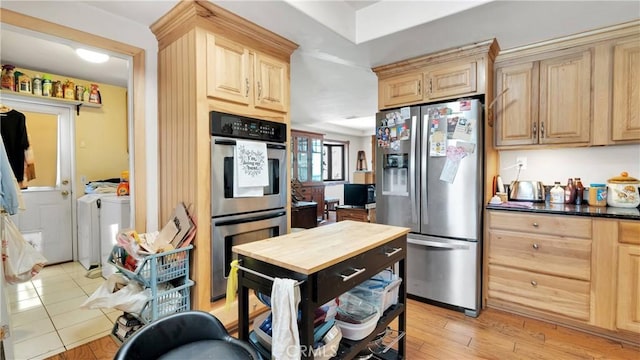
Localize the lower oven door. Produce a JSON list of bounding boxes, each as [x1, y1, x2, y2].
[[211, 137, 287, 217], [211, 208, 287, 301]]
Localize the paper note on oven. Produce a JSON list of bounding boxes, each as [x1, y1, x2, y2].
[[234, 140, 268, 197]]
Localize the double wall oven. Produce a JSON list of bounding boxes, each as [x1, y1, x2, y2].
[[210, 111, 287, 301]]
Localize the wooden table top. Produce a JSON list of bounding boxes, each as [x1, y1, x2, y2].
[[232, 220, 410, 275]]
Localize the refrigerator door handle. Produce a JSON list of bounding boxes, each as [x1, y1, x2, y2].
[[410, 114, 418, 224], [408, 237, 470, 250], [421, 114, 429, 226]]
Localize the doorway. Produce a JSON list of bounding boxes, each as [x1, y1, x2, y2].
[[1, 8, 147, 232], [2, 97, 74, 264]]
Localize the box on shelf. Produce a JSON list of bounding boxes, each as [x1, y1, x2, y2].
[[353, 171, 374, 184]]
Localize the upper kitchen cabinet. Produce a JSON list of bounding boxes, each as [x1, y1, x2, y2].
[[150, 0, 297, 311], [494, 20, 640, 148], [495, 50, 592, 147], [206, 33, 288, 113], [611, 37, 640, 141], [374, 39, 499, 110]]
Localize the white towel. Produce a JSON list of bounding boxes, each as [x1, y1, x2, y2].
[[234, 140, 268, 197], [271, 278, 301, 360]]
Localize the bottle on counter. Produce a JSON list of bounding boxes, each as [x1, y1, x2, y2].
[[589, 184, 607, 207], [550, 181, 564, 204], [564, 178, 575, 204], [574, 178, 584, 205]]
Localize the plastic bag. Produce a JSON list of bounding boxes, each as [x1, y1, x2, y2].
[[81, 273, 151, 314], [2, 216, 47, 284]]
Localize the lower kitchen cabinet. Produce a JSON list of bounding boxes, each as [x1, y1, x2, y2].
[[616, 221, 640, 334], [486, 210, 640, 344]]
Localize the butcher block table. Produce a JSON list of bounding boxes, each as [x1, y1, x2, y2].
[[233, 220, 410, 359]]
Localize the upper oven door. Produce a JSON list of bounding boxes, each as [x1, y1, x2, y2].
[[211, 136, 287, 217]]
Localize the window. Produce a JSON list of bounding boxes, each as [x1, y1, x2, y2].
[[323, 140, 348, 182]]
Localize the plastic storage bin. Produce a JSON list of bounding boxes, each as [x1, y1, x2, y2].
[[108, 245, 192, 287], [350, 269, 402, 315], [252, 311, 342, 360], [140, 280, 194, 323], [334, 292, 380, 341]]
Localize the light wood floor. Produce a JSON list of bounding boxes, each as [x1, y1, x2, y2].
[[45, 299, 639, 360], [46, 213, 640, 359]]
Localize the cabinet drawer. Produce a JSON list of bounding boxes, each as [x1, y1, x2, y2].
[[488, 211, 592, 239], [488, 264, 590, 321], [489, 230, 591, 280], [619, 221, 640, 245], [315, 235, 405, 304]]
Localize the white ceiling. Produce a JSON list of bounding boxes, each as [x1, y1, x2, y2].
[[1, 1, 639, 136]]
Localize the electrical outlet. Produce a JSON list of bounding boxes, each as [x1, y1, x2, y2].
[[81, 175, 87, 185], [516, 157, 527, 170]]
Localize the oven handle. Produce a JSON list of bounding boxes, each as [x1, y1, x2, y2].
[[214, 210, 287, 226], [214, 139, 286, 150]]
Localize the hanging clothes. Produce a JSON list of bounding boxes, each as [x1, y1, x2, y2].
[[0, 109, 29, 183], [0, 133, 21, 214]]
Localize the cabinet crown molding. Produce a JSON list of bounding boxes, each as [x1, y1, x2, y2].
[[372, 38, 499, 79], [150, 0, 298, 59], [496, 20, 640, 63]]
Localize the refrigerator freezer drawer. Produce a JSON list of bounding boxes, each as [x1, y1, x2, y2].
[[407, 235, 479, 316]]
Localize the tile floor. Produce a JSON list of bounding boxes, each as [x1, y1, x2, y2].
[[6, 262, 120, 360]]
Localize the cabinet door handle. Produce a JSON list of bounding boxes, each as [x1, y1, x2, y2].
[[245, 78, 249, 97], [540, 121, 545, 138], [532, 222, 539, 227], [530, 280, 538, 287], [532, 122, 537, 139], [385, 247, 403, 257], [417, 80, 421, 95], [532, 243, 539, 250], [257, 81, 262, 100], [340, 268, 366, 282]]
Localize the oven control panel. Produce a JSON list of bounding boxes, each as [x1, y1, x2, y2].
[[210, 111, 286, 143]]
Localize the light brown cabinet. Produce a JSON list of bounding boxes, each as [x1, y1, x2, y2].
[[616, 221, 640, 334], [494, 20, 640, 148], [612, 37, 640, 141], [150, 1, 297, 310], [495, 50, 592, 147], [486, 211, 592, 321], [374, 40, 498, 111], [206, 33, 287, 113], [486, 210, 640, 344]]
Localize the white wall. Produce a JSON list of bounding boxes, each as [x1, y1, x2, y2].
[[499, 144, 640, 187], [2, 1, 161, 231]]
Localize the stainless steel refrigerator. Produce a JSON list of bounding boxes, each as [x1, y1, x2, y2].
[[375, 99, 483, 317]]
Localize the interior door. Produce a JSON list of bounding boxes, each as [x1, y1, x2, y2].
[[3, 97, 74, 264]]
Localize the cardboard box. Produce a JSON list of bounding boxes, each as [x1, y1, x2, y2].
[[353, 171, 374, 184]]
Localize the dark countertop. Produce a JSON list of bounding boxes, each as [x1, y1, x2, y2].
[[486, 202, 640, 221], [292, 201, 317, 208]]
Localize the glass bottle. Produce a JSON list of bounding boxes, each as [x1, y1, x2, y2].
[[574, 178, 584, 205], [32, 74, 43, 96], [42, 74, 52, 97], [564, 178, 575, 204], [1, 64, 16, 91], [550, 182, 564, 204]]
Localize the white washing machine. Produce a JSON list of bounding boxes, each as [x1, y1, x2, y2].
[[99, 195, 131, 278], [76, 194, 130, 277]]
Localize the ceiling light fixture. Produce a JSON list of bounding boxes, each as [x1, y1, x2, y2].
[[75, 48, 109, 63]]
